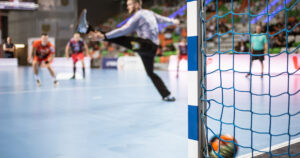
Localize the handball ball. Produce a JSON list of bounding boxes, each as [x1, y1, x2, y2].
[[208, 134, 238, 158]]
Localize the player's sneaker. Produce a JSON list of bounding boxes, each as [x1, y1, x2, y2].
[[163, 95, 176, 102], [76, 9, 90, 34], [36, 80, 41, 86], [245, 73, 250, 78], [54, 80, 59, 86], [70, 75, 76, 80]]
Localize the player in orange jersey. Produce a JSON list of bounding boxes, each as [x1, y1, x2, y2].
[[27, 33, 58, 86]]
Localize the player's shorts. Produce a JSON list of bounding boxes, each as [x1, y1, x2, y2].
[[251, 50, 265, 61], [71, 52, 84, 63], [34, 55, 52, 64], [179, 54, 187, 60]]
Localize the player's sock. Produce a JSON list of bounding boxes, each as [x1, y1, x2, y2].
[[52, 76, 57, 82], [82, 67, 85, 78], [34, 74, 40, 81], [73, 66, 76, 77], [245, 73, 250, 78], [163, 94, 176, 102], [52, 76, 59, 86], [34, 75, 41, 86], [70, 66, 76, 79], [54, 80, 59, 86], [36, 79, 41, 86]]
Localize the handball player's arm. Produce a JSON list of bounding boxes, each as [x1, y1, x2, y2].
[[46, 46, 55, 65], [105, 14, 139, 40], [89, 31, 104, 41], [2, 44, 6, 52], [264, 43, 268, 54], [45, 54, 54, 65], [275, 37, 281, 45], [153, 12, 180, 25], [2, 44, 14, 52], [65, 44, 70, 59], [12, 45, 16, 53], [28, 46, 36, 62], [8, 45, 15, 52], [264, 35, 268, 54]]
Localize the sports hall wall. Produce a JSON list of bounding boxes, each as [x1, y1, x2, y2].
[[7, 0, 77, 57]]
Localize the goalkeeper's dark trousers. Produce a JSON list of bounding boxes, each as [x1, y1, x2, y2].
[[105, 36, 171, 98]]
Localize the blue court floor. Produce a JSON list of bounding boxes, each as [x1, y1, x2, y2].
[[206, 71, 300, 157], [0, 66, 299, 157], [0, 67, 188, 158]]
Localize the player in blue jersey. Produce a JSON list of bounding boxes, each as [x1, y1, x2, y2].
[[65, 33, 89, 79]]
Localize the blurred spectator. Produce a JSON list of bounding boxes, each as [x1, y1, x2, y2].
[[176, 37, 187, 78], [288, 17, 300, 36], [163, 27, 176, 52], [3, 37, 15, 58], [207, 21, 216, 39], [273, 33, 295, 48], [207, 2, 216, 12], [274, 33, 285, 48], [181, 27, 187, 38], [241, 15, 247, 27], [218, 20, 229, 33], [240, 34, 249, 43], [235, 41, 248, 52], [156, 45, 163, 56], [90, 41, 102, 68], [236, 34, 249, 52], [177, 38, 187, 57]]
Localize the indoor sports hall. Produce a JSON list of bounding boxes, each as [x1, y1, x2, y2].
[[0, 0, 299, 158]]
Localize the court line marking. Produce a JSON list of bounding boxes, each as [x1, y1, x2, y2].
[[238, 137, 300, 157], [0, 84, 151, 95], [0, 99, 162, 119], [92, 96, 103, 100]]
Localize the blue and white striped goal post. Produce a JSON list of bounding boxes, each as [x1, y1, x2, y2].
[[187, 0, 207, 158]]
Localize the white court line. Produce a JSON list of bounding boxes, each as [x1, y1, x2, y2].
[[0, 84, 151, 95], [56, 73, 84, 80], [238, 137, 300, 158], [92, 96, 103, 100]]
